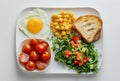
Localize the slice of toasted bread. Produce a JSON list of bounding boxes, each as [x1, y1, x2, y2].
[[74, 15, 102, 43]]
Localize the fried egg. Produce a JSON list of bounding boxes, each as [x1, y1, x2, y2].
[[18, 8, 51, 39]]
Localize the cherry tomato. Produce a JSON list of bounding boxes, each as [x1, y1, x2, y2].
[[35, 43, 47, 53], [30, 39, 39, 48], [19, 52, 29, 64], [25, 60, 36, 71], [41, 42, 48, 48], [74, 60, 83, 66], [41, 51, 51, 61], [72, 35, 80, 42], [76, 51, 82, 61], [29, 51, 39, 61], [22, 44, 32, 54], [83, 57, 89, 63], [65, 50, 72, 58], [36, 60, 47, 70], [70, 40, 75, 45], [74, 60, 78, 64]]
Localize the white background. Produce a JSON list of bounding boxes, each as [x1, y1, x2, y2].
[[0, 0, 120, 81]]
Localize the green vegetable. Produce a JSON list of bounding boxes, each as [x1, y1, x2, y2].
[[52, 33, 99, 74]]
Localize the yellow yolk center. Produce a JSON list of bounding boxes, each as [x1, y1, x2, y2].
[[27, 18, 43, 34]]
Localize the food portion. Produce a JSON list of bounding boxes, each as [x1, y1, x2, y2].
[[18, 39, 51, 71], [27, 18, 43, 34], [50, 11, 76, 39], [74, 15, 102, 43], [52, 33, 98, 73], [18, 9, 51, 39]]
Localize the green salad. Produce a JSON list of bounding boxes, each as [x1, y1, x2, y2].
[[51, 33, 99, 74]]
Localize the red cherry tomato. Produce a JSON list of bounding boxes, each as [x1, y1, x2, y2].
[[41, 51, 51, 61], [76, 51, 82, 61], [36, 60, 47, 70], [19, 52, 29, 64], [35, 43, 47, 53], [29, 51, 39, 61], [22, 44, 32, 54], [25, 60, 36, 71], [30, 39, 39, 48], [83, 57, 89, 63], [41, 42, 48, 48], [73, 35, 79, 41], [65, 50, 72, 58], [74, 60, 83, 66], [70, 40, 75, 45]]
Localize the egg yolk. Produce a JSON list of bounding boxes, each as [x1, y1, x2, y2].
[[27, 18, 43, 34]]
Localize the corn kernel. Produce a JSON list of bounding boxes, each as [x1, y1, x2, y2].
[[52, 29, 56, 32], [66, 30, 71, 34], [68, 19, 72, 23], [52, 14, 57, 19], [58, 15, 62, 18], [53, 22, 58, 25], [69, 12, 74, 17], [61, 26, 65, 30], [68, 24, 72, 27], [63, 18, 68, 22], [60, 11, 67, 15], [61, 31, 66, 35], [50, 23, 53, 27], [65, 26, 70, 30], [72, 18, 76, 22], [58, 18, 63, 22], [65, 14, 69, 18], [53, 19, 59, 22], [63, 22, 67, 26], [55, 26, 59, 30], [63, 36, 67, 39], [59, 35, 62, 39], [55, 32, 59, 36]]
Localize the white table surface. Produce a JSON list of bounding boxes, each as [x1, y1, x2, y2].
[[0, 0, 120, 81]]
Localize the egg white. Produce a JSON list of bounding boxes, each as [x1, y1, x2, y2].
[[18, 8, 51, 39]]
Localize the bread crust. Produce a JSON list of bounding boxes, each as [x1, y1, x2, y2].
[[94, 30, 101, 41], [74, 15, 102, 43]]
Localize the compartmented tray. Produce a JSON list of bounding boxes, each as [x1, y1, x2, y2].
[[16, 7, 103, 74]]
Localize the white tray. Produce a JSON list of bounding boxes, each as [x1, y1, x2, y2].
[[16, 7, 103, 74]]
